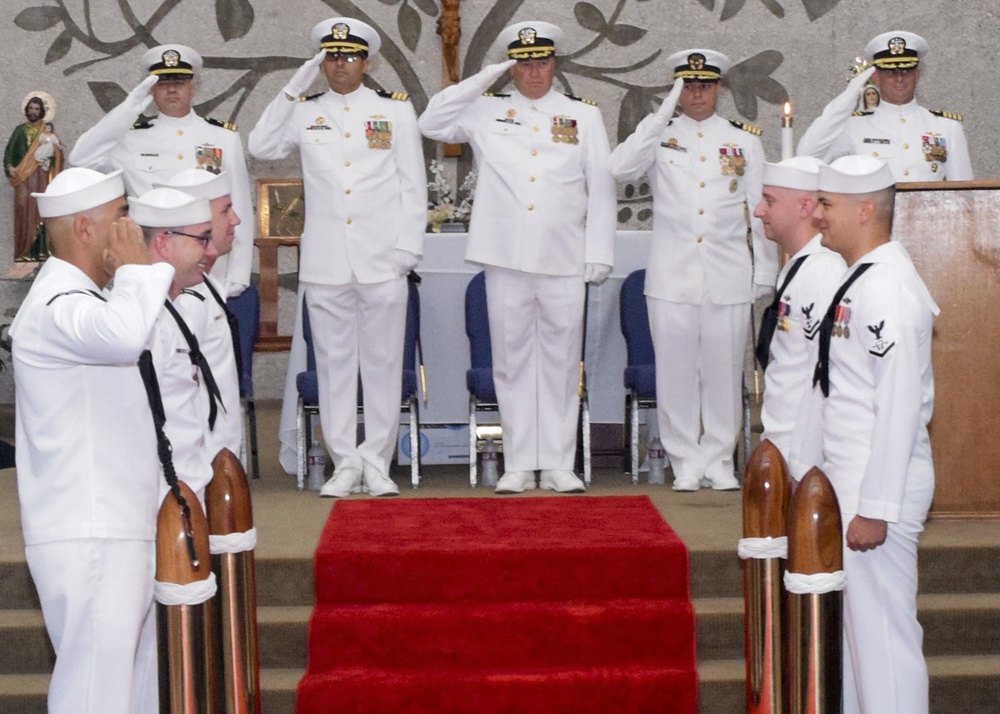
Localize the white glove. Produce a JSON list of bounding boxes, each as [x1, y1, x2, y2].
[[753, 282, 774, 301], [584, 263, 612, 286], [283, 51, 326, 99], [835, 66, 877, 112], [225, 282, 247, 299], [125, 75, 158, 116], [391, 249, 420, 277], [656, 77, 685, 117], [474, 59, 517, 90]]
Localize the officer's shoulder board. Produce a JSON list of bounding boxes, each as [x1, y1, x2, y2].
[[299, 92, 324, 102], [206, 117, 238, 132], [729, 119, 761, 136], [482, 92, 510, 98], [376, 89, 410, 102], [565, 93, 597, 106], [852, 110, 874, 117], [131, 117, 154, 130], [931, 109, 963, 122]]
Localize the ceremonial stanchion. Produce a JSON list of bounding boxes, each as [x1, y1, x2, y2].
[[784, 466, 845, 714], [206, 448, 261, 714], [156, 480, 219, 714], [738, 439, 791, 714]]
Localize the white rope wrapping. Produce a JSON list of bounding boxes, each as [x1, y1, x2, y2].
[[737, 536, 788, 560], [209, 527, 257, 555], [784, 570, 847, 595], [154, 572, 218, 606]]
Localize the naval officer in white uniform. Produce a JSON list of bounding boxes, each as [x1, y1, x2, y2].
[[609, 49, 777, 491], [752, 157, 845, 459], [797, 31, 972, 182], [69, 44, 255, 296], [419, 20, 616, 494], [249, 18, 426, 498], [791, 155, 938, 713], [12, 168, 173, 713]]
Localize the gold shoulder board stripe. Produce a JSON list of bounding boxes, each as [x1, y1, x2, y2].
[[207, 117, 238, 132], [483, 92, 510, 98], [131, 119, 153, 130], [852, 110, 874, 117], [376, 89, 410, 101], [931, 109, 963, 122], [565, 93, 597, 106], [300, 92, 324, 102], [729, 119, 761, 136]]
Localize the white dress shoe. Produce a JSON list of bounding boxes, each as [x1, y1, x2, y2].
[[363, 469, 399, 497], [672, 478, 701, 492], [319, 468, 362, 498], [539, 470, 585, 493], [495, 470, 536, 494], [709, 474, 741, 491]]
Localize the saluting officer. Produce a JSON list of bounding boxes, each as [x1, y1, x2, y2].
[[419, 20, 616, 494], [69, 44, 255, 296], [797, 30, 972, 182], [609, 49, 777, 492], [249, 18, 426, 499]]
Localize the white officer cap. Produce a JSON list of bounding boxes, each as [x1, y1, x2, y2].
[[142, 44, 203, 79], [762, 157, 824, 191], [499, 21, 563, 60], [818, 156, 895, 194], [33, 168, 125, 218], [156, 169, 231, 202], [311, 18, 380, 57], [668, 49, 731, 81], [129, 188, 211, 228], [865, 31, 927, 70]]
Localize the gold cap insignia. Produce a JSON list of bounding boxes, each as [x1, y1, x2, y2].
[[163, 49, 180, 68], [518, 27, 537, 46], [332, 22, 350, 40], [888, 37, 906, 55], [688, 53, 706, 70]]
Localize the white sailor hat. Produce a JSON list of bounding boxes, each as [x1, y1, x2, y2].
[[311, 18, 380, 57], [865, 31, 927, 70], [762, 157, 824, 191], [33, 168, 125, 218], [142, 44, 202, 79], [668, 49, 730, 81], [156, 169, 231, 202], [499, 21, 563, 60], [818, 156, 895, 194], [130, 188, 212, 228]]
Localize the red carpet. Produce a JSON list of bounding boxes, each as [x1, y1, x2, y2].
[[297, 496, 698, 713]]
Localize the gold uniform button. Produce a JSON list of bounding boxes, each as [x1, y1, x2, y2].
[[697, 208, 704, 215], [899, 117, 905, 123], [345, 132, 351, 138], [697, 132, 703, 138], [346, 218, 352, 224], [696, 236, 703, 243], [527, 204, 534, 211], [531, 149, 537, 156], [699, 181, 706, 188], [177, 154, 184, 160], [344, 106, 350, 112], [903, 170, 910, 176], [345, 189, 351, 195], [529, 176, 536, 182], [533, 126, 539, 133], [700, 156, 706, 162], [177, 130, 184, 136], [903, 143, 909, 149], [344, 161, 351, 167]]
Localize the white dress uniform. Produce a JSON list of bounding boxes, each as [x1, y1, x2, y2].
[[759, 234, 845, 458], [797, 98, 972, 182], [418, 61, 616, 472], [69, 109, 255, 293], [177, 273, 242, 464], [12, 258, 174, 714], [791, 240, 938, 714], [610, 110, 777, 487], [249, 84, 425, 477]]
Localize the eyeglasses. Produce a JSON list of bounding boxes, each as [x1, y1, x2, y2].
[[325, 52, 364, 64], [165, 229, 212, 247]]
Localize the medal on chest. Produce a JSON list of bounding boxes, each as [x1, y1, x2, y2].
[[196, 145, 223, 174], [719, 144, 745, 176], [366, 117, 393, 149], [922, 132, 947, 171], [776, 300, 792, 332], [551, 115, 579, 144], [833, 300, 853, 338]]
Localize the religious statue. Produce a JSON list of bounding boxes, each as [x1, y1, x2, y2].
[[437, 0, 461, 84], [4, 91, 62, 261]]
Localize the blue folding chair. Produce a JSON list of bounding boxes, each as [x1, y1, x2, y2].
[[226, 283, 260, 479], [295, 281, 422, 489], [619, 270, 657, 484]]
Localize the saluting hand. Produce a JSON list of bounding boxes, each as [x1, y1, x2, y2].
[[125, 75, 158, 116], [103, 217, 151, 278], [285, 50, 327, 100]]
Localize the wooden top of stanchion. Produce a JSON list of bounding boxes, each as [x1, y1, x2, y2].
[[742, 439, 791, 539], [787, 466, 843, 575], [156, 480, 212, 584], [205, 448, 254, 535]]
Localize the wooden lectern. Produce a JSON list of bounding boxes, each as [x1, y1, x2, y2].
[[894, 180, 1000, 516]]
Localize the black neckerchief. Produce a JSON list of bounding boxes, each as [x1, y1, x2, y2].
[[200, 276, 243, 388], [163, 300, 225, 430], [754, 254, 809, 371], [812, 263, 874, 397]]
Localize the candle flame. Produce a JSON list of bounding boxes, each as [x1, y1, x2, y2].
[[783, 101, 792, 116]]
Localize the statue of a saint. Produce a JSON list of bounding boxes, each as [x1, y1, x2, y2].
[[4, 92, 62, 261], [437, 0, 462, 84]]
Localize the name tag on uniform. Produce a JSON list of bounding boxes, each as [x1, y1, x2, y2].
[[863, 138, 890, 144]]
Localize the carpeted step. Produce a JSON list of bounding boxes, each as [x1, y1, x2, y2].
[[306, 598, 695, 670], [314, 496, 691, 605], [296, 663, 698, 714]]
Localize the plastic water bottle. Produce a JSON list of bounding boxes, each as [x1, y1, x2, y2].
[[307, 440, 326, 491], [481, 437, 499, 488], [648, 437, 666, 485]]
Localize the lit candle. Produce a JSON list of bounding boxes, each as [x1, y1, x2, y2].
[[781, 101, 794, 160]]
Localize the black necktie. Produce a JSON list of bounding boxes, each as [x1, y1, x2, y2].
[[812, 263, 873, 397], [755, 255, 808, 371], [163, 300, 225, 430]]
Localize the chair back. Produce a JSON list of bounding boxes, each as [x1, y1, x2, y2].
[[464, 271, 492, 369], [619, 269, 655, 368], [301, 295, 317, 372], [226, 283, 260, 398], [404, 278, 419, 372]]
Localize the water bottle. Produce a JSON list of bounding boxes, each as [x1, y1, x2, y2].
[[481, 437, 499, 488], [307, 440, 326, 491], [648, 437, 666, 485]]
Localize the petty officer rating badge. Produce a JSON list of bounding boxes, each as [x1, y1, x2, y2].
[[867, 320, 896, 357]]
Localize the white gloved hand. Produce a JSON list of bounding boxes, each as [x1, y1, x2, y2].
[[475, 59, 517, 89], [656, 77, 685, 117], [225, 282, 247, 299], [283, 51, 326, 100], [125, 75, 158, 116], [753, 282, 774, 301], [831, 65, 877, 113], [584, 263, 612, 286], [391, 249, 420, 277]]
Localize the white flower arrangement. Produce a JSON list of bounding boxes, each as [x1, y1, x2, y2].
[[427, 160, 476, 232]]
